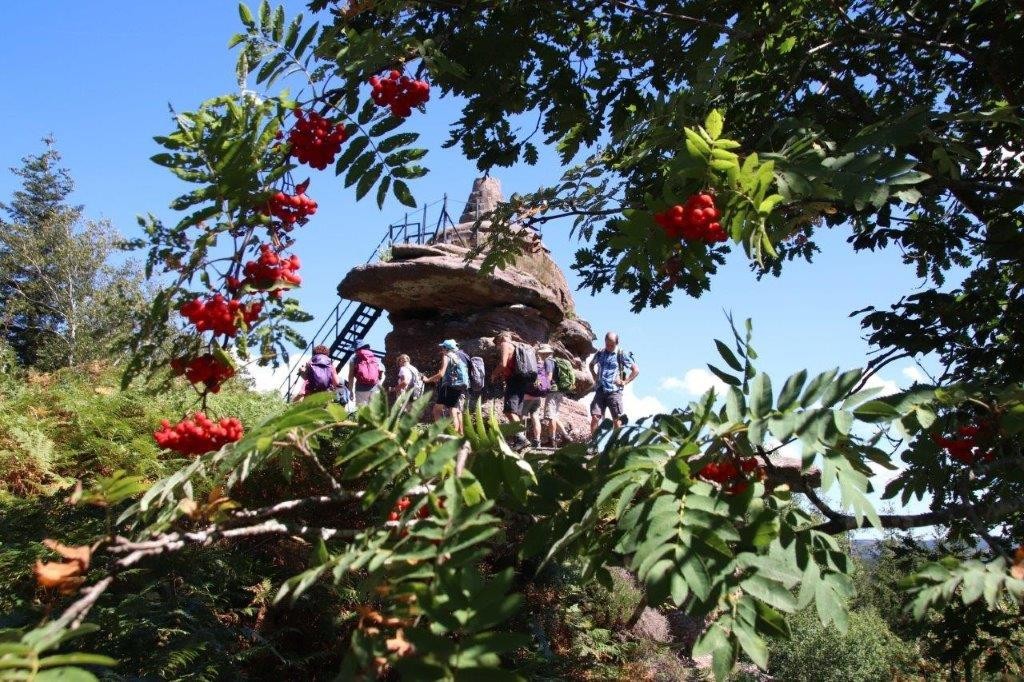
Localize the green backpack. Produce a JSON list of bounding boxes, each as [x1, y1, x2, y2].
[[553, 357, 576, 393]]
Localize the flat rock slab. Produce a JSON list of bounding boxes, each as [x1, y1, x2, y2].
[[339, 256, 568, 324], [389, 243, 448, 260]]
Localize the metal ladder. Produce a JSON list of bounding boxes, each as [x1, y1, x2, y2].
[[281, 196, 456, 399], [326, 303, 384, 366]]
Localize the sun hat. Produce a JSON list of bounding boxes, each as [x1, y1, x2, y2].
[[438, 339, 459, 351], [537, 344, 554, 355]]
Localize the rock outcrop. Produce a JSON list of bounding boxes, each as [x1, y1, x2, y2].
[[338, 176, 597, 439]]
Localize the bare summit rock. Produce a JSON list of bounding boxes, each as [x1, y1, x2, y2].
[[458, 176, 504, 223], [337, 176, 600, 439]]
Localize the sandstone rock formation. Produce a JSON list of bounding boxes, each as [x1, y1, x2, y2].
[[338, 176, 597, 438]]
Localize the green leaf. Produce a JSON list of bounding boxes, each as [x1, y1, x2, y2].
[[705, 110, 724, 140], [754, 601, 790, 639], [376, 175, 391, 209], [294, 22, 319, 60], [800, 368, 838, 407], [335, 136, 370, 175], [684, 127, 712, 157], [758, 194, 784, 215], [853, 399, 902, 422], [370, 116, 404, 137], [725, 387, 746, 423], [749, 372, 773, 418], [734, 620, 768, 670], [344, 151, 376, 188], [741, 574, 797, 612], [355, 163, 384, 201], [393, 179, 416, 208], [377, 132, 419, 153], [707, 364, 741, 387], [776, 370, 807, 412], [238, 2, 255, 27], [715, 340, 743, 371]]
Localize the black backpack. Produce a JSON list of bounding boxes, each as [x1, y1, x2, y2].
[[512, 344, 538, 383]]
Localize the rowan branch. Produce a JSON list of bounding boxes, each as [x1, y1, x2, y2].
[[808, 487, 1024, 535], [56, 519, 356, 630]]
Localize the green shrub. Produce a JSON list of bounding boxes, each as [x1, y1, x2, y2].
[[769, 607, 917, 682], [0, 360, 283, 499]]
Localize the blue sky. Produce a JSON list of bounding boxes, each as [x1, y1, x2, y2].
[[0, 2, 939, 519]]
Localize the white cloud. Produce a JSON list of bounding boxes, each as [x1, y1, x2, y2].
[[863, 373, 899, 397], [901, 366, 927, 385], [622, 383, 668, 419], [660, 368, 728, 396], [580, 383, 668, 421], [241, 353, 311, 395]]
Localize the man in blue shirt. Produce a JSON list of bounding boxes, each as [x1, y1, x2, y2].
[[589, 331, 639, 434]]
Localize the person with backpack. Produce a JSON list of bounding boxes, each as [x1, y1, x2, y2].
[[393, 353, 424, 410], [348, 339, 383, 408], [522, 344, 555, 447], [423, 339, 469, 435], [547, 346, 577, 447], [588, 331, 639, 434], [490, 331, 534, 447], [296, 344, 340, 400]]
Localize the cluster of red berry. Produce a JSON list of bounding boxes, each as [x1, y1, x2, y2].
[[697, 457, 761, 495], [170, 353, 235, 393], [262, 183, 317, 230], [288, 109, 347, 170], [369, 71, 430, 118], [654, 193, 727, 243], [932, 423, 995, 465], [154, 412, 244, 456], [180, 294, 263, 337], [387, 495, 445, 522], [240, 244, 302, 297]]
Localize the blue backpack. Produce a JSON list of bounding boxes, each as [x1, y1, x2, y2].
[[443, 351, 470, 389]]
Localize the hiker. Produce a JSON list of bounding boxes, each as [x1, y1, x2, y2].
[[589, 332, 639, 433], [348, 339, 383, 407], [491, 331, 529, 433], [393, 354, 424, 410], [523, 344, 556, 447], [542, 344, 574, 447], [423, 339, 469, 435], [296, 344, 340, 400]]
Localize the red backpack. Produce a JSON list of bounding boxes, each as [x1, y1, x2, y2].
[[353, 349, 381, 387]]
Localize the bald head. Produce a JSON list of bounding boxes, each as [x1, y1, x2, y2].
[[604, 332, 619, 352]]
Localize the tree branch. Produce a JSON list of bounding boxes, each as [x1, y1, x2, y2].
[[58, 519, 357, 629], [807, 485, 1024, 535]]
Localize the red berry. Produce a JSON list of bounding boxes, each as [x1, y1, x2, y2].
[[154, 413, 243, 456], [367, 70, 430, 117]]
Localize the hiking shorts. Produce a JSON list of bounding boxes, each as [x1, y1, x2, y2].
[[436, 385, 467, 410], [544, 392, 564, 420], [355, 385, 379, 407], [503, 377, 531, 416], [523, 395, 544, 416], [590, 390, 624, 420]]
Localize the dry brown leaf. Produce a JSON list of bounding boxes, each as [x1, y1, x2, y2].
[[177, 498, 199, 518], [386, 629, 414, 657], [357, 604, 384, 625], [34, 560, 85, 594], [42, 539, 90, 571]]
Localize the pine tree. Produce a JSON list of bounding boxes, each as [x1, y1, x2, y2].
[[0, 138, 145, 369]]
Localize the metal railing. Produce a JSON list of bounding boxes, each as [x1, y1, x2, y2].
[[280, 195, 457, 398]]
